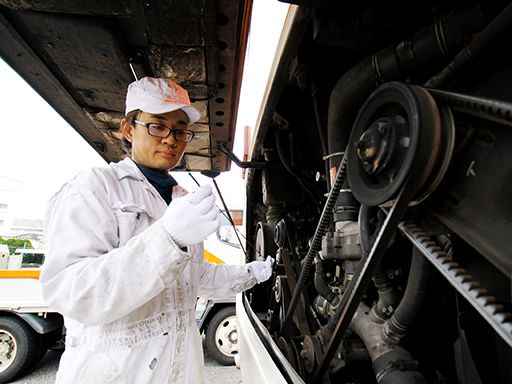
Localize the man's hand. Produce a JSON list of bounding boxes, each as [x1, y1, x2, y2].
[[162, 185, 219, 247], [247, 256, 274, 284]]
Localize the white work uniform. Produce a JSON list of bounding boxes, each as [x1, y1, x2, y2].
[[41, 157, 257, 383]]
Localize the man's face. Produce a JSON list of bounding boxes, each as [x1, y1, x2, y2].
[[121, 110, 190, 170]]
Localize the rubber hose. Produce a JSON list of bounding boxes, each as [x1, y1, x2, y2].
[[385, 247, 432, 343]]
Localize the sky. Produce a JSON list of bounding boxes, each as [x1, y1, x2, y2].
[[0, 0, 289, 221]]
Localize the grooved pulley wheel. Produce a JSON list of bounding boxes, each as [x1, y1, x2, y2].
[[347, 82, 444, 206]]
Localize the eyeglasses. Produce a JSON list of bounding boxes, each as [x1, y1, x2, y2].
[[133, 120, 195, 143]]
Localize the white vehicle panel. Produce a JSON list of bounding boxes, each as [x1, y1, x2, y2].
[[0, 276, 47, 310], [237, 294, 304, 384]]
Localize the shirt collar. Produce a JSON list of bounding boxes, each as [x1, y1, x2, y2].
[[111, 157, 146, 181]]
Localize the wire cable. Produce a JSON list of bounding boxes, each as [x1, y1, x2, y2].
[[186, 172, 264, 259], [211, 178, 247, 256]]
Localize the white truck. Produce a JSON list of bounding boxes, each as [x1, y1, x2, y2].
[[0, 210, 243, 382], [0, 247, 63, 383]]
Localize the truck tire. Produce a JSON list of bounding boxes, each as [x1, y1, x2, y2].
[[205, 306, 238, 366], [0, 316, 39, 382]]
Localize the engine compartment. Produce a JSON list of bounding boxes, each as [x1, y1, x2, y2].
[[244, 1, 512, 382]]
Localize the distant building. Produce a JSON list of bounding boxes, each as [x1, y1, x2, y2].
[[0, 175, 23, 237], [9, 218, 45, 248]]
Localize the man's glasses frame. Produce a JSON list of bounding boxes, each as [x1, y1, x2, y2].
[[134, 120, 195, 143]]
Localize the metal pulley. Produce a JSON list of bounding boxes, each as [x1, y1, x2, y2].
[[312, 82, 453, 382], [254, 222, 275, 262], [346, 82, 453, 207]]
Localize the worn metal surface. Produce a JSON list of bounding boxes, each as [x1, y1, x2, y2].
[[428, 90, 512, 276], [0, 0, 252, 171]]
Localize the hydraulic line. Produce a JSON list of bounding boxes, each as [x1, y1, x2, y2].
[[314, 257, 335, 303], [426, 2, 512, 88], [280, 153, 348, 335], [384, 247, 432, 343], [359, 205, 399, 321]]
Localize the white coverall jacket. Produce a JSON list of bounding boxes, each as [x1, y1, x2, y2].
[[41, 157, 257, 383]]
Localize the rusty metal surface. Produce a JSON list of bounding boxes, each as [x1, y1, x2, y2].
[[0, 0, 252, 171], [0, 0, 133, 15]]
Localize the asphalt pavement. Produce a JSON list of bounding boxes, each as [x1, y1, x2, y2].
[[11, 342, 241, 384]]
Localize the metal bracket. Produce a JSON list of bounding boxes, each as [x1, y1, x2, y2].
[[217, 143, 266, 169]]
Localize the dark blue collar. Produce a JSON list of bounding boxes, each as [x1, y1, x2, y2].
[[134, 162, 178, 205]]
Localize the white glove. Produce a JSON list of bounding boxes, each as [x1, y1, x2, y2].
[[247, 256, 274, 284], [162, 185, 219, 247]]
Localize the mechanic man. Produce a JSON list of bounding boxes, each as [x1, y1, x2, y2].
[[41, 77, 273, 383]]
